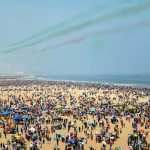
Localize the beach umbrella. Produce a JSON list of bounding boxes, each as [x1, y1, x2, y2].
[[90, 108, 96, 113], [127, 106, 136, 110], [55, 105, 64, 109], [133, 134, 138, 137], [27, 112, 32, 115], [15, 135, 21, 139], [102, 141, 106, 145], [137, 129, 143, 133], [110, 136, 115, 140], [34, 140, 38, 144], [33, 133, 38, 137], [2, 111, 10, 115], [113, 103, 118, 106], [143, 134, 146, 138], [14, 110, 23, 113], [29, 127, 36, 132], [118, 106, 123, 110], [81, 141, 85, 145], [71, 121, 75, 126], [12, 115, 23, 120]]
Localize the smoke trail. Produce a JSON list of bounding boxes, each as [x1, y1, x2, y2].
[[11, 5, 108, 47], [2, 2, 150, 53], [1, 20, 150, 57], [40, 37, 86, 51], [40, 20, 150, 52], [36, 2, 150, 43], [11, 0, 148, 47]]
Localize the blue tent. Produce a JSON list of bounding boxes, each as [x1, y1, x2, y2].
[[12, 115, 23, 120], [2, 111, 10, 115]]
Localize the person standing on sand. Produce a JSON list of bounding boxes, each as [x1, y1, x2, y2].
[[56, 137, 59, 146], [39, 140, 42, 148], [3, 130, 7, 139], [30, 143, 33, 150]]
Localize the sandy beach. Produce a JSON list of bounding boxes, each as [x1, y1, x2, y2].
[[0, 79, 150, 150]]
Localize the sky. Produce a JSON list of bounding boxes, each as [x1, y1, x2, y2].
[[0, 0, 150, 75]]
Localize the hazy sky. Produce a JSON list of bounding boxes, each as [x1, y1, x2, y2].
[[0, 0, 150, 75]]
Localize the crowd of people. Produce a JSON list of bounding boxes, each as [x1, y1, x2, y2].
[[0, 79, 150, 150]]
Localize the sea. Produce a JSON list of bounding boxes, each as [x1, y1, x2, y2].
[[25, 74, 150, 89]]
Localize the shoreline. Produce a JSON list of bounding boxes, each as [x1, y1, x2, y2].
[[0, 77, 150, 90]]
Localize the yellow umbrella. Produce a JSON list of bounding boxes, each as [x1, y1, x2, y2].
[[128, 106, 136, 110], [133, 134, 138, 137], [55, 105, 64, 109], [113, 103, 118, 106], [15, 135, 20, 139], [118, 106, 123, 110]]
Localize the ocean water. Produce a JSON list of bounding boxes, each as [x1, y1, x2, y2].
[[27, 74, 150, 88]]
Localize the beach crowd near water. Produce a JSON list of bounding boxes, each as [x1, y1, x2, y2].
[[0, 79, 150, 150]]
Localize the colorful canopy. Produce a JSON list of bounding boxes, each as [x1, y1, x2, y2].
[[2, 111, 10, 115], [12, 115, 23, 120]]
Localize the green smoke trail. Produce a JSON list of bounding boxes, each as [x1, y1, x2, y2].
[[40, 20, 150, 52], [11, 5, 108, 47], [1, 20, 150, 57], [11, 0, 148, 47], [41, 2, 150, 41], [2, 2, 150, 53]]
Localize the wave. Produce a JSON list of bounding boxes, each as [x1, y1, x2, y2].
[[8, 74, 148, 89]]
